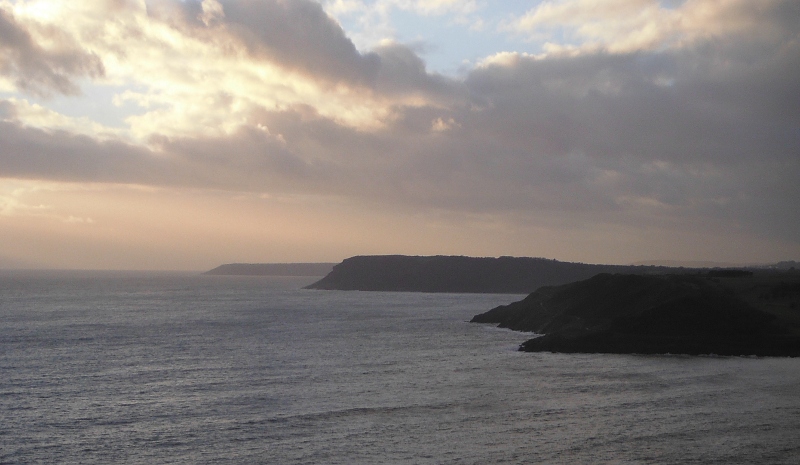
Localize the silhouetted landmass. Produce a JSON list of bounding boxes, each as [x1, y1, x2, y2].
[[769, 261, 800, 270], [707, 269, 753, 278], [304, 255, 685, 293], [205, 263, 336, 276], [766, 282, 800, 299], [471, 272, 800, 356]]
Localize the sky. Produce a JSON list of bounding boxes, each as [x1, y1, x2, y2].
[[0, 0, 798, 270]]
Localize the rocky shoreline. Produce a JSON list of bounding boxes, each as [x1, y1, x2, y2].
[[471, 272, 800, 357]]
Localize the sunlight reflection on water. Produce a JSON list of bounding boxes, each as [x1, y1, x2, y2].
[[1, 271, 799, 464]]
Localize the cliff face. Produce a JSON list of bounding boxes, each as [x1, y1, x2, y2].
[[304, 255, 678, 293], [471, 273, 800, 356]]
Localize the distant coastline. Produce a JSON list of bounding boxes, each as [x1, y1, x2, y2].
[[304, 255, 696, 294], [204, 256, 800, 356], [204, 263, 336, 277], [208, 255, 797, 293]]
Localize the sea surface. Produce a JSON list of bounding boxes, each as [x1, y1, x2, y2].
[[1, 271, 799, 464]]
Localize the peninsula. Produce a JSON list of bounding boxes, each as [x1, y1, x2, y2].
[[471, 271, 800, 356], [304, 255, 681, 294]]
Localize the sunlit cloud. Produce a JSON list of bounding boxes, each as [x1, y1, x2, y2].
[[0, 179, 101, 226], [0, 0, 798, 268], [2, 97, 125, 139], [3, 0, 405, 139], [323, 0, 484, 51], [0, 2, 104, 96], [506, 0, 793, 56]]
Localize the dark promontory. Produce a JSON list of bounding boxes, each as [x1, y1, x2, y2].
[[471, 272, 800, 356], [305, 255, 679, 293]]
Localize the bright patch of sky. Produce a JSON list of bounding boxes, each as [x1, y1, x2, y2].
[[323, 0, 690, 75], [323, 1, 547, 75], [0, 0, 710, 141], [2, 83, 147, 131]]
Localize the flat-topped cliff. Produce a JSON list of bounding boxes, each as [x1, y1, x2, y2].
[[304, 255, 680, 293]]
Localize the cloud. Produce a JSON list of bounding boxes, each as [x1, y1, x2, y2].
[[372, 41, 464, 101], [0, 109, 323, 192], [2, 97, 124, 139], [0, 118, 163, 184], [1, 0, 468, 139], [0, 0, 798, 263], [322, 0, 487, 60], [6, 0, 394, 137], [164, 0, 382, 86], [507, 0, 800, 56], [0, 5, 104, 96], [458, 32, 800, 239]]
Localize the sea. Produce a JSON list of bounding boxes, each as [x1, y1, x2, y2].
[[1, 270, 799, 464]]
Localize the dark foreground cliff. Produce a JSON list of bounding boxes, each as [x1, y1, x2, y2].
[[471, 272, 800, 356], [305, 255, 679, 293]]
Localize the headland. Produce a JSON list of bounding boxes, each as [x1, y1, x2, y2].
[[471, 271, 800, 356]]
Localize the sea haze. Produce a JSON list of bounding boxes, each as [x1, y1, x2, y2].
[[1, 271, 799, 464]]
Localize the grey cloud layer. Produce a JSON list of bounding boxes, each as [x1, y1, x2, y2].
[[150, 0, 462, 94], [1, 0, 798, 244], [149, 0, 380, 86], [0, 8, 104, 96]]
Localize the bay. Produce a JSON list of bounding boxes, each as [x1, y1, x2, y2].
[[1, 271, 799, 464]]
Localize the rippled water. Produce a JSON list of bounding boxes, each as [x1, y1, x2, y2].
[[1, 271, 799, 464]]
